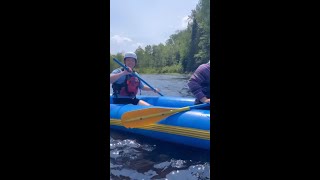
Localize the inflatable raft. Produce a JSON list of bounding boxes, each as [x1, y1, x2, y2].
[[110, 95, 210, 150]]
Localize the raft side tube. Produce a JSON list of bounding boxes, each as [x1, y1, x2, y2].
[[110, 104, 210, 130], [110, 95, 195, 108], [110, 125, 210, 150]]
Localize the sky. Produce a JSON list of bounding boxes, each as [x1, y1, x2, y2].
[[110, 0, 199, 55]]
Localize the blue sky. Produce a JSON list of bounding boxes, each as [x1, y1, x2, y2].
[[110, 0, 199, 54]]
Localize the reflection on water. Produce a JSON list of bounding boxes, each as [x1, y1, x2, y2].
[[110, 74, 210, 179]]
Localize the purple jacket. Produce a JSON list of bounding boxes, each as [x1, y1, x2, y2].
[[187, 63, 210, 102]]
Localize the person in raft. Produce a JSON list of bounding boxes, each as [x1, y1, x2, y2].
[[110, 52, 160, 106], [187, 60, 210, 109]]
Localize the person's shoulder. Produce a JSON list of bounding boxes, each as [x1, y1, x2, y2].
[[199, 63, 210, 70], [200, 63, 210, 67]]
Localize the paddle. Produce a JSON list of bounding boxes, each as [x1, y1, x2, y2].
[[121, 103, 210, 128], [113, 57, 164, 96]]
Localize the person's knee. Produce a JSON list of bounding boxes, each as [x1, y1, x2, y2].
[[138, 100, 151, 106]]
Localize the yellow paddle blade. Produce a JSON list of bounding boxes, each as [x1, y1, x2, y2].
[[121, 107, 189, 128]]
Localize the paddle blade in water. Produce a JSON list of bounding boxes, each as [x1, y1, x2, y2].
[[121, 107, 183, 128]]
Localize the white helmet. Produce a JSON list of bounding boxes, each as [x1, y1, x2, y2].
[[124, 52, 137, 62]]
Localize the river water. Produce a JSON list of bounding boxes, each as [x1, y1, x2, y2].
[[110, 74, 211, 180]]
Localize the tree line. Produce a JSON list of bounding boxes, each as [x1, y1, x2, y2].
[[110, 0, 210, 74]]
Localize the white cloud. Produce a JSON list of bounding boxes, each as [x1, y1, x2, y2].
[[132, 42, 145, 49], [181, 16, 191, 29], [110, 36, 146, 53], [111, 35, 133, 44]]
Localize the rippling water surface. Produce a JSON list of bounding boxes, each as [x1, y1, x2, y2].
[[110, 74, 210, 179]]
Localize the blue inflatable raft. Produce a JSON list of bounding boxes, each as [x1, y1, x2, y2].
[[110, 95, 210, 150]]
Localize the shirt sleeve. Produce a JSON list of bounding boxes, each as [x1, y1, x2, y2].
[[111, 68, 125, 84], [111, 68, 121, 75]]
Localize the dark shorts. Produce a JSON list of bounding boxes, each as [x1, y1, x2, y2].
[[112, 97, 140, 105]]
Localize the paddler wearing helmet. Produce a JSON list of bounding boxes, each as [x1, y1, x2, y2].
[[110, 52, 160, 105]]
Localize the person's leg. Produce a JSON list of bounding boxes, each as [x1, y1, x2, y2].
[[113, 98, 131, 104], [137, 99, 151, 106], [131, 97, 151, 106]]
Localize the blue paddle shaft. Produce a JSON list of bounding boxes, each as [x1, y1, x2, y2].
[[113, 58, 164, 96], [189, 103, 210, 110]]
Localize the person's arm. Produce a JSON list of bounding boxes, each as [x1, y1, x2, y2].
[[110, 67, 132, 84], [187, 64, 210, 103], [199, 96, 210, 103], [110, 71, 125, 84]]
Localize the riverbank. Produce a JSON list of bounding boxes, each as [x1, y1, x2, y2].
[[135, 68, 193, 79], [134, 64, 197, 75]]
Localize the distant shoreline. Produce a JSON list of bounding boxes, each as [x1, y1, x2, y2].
[[139, 72, 192, 78]]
